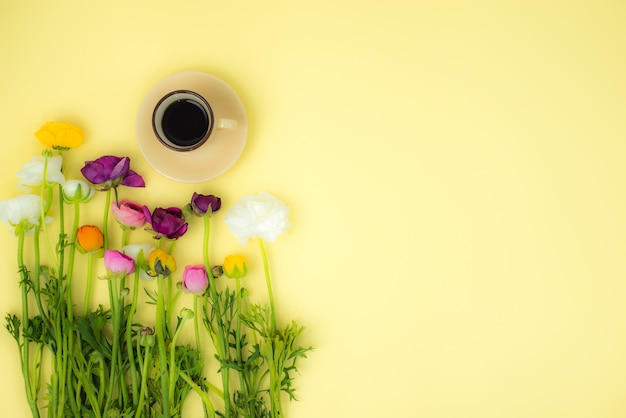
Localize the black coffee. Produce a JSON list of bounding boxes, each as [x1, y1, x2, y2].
[[161, 99, 210, 148]]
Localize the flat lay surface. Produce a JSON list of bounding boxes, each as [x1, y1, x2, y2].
[[1, 1, 625, 416]]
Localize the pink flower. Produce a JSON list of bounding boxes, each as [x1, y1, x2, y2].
[[182, 265, 209, 294], [104, 250, 135, 275], [111, 199, 146, 229]]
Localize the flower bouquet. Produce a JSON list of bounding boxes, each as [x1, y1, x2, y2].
[[1, 122, 312, 418]]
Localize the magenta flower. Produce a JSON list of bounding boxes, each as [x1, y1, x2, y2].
[[143, 206, 188, 240], [104, 250, 135, 275], [111, 199, 146, 229], [182, 265, 209, 294], [81, 155, 145, 190], [189, 193, 221, 216]]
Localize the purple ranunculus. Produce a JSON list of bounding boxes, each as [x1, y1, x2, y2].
[[80, 155, 145, 190], [190, 192, 221, 216], [104, 250, 136, 275], [143, 206, 188, 240]]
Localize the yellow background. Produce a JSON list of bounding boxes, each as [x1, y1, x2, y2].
[[1, 0, 626, 416]]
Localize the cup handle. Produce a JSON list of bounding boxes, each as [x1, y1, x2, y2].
[[216, 118, 238, 130]]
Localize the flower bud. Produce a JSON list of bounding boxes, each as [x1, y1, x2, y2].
[[139, 329, 155, 347], [111, 199, 146, 229], [189, 192, 221, 216], [223, 255, 248, 279], [148, 248, 176, 277], [104, 250, 135, 276], [212, 265, 224, 279], [182, 265, 209, 294], [76, 225, 104, 253], [179, 308, 194, 320], [63, 180, 95, 203], [35, 121, 84, 149]]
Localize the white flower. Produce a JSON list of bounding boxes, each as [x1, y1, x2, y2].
[[122, 244, 157, 281], [224, 192, 291, 245], [63, 179, 95, 203], [16, 155, 65, 191], [0, 194, 44, 235]]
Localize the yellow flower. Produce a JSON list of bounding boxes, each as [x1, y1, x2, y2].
[[76, 225, 104, 252], [35, 122, 84, 149], [223, 255, 248, 279], [148, 248, 176, 277]]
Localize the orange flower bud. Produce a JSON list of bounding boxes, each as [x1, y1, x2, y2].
[[76, 225, 104, 252]]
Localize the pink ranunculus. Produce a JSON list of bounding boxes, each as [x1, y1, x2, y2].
[[182, 265, 209, 295], [111, 199, 147, 228], [104, 250, 135, 275]]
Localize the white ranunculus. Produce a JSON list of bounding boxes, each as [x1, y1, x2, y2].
[[63, 179, 95, 203], [224, 192, 291, 245], [0, 194, 44, 235], [122, 244, 157, 281], [16, 155, 65, 191]]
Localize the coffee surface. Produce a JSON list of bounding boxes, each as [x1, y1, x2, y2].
[[162, 99, 209, 147]]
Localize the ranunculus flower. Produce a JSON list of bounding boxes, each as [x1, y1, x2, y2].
[[104, 250, 135, 275], [76, 225, 104, 252], [0, 194, 44, 235], [224, 192, 291, 245], [111, 199, 146, 229], [80, 155, 145, 191], [35, 122, 84, 149], [223, 255, 248, 279], [16, 155, 65, 191], [148, 248, 176, 277], [189, 193, 221, 216], [122, 243, 156, 280], [143, 206, 188, 240], [182, 265, 209, 294], [62, 179, 95, 203]]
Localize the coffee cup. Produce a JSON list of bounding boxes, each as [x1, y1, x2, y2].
[[152, 90, 238, 151]]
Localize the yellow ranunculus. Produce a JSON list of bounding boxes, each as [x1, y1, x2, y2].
[[223, 255, 248, 279], [76, 225, 104, 252], [148, 248, 176, 277], [35, 122, 84, 149]]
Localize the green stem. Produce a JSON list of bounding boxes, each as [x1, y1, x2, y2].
[[39, 156, 56, 264], [156, 275, 170, 416], [126, 269, 141, 405], [168, 315, 188, 405], [103, 277, 122, 416], [17, 232, 40, 418], [235, 278, 246, 393], [83, 253, 95, 317], [103, 188, 112, 250], [31, 226, 46, 320], [66, 201, 79, 321], [134, 342, 153, 418], [258, 239, 277, 331], [179, 371, 216, 418], [203, 214, 231, 418], [194, 294, 202, 352]]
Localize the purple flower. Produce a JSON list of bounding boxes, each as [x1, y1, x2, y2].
[[104, 250, 135, 275], [81, 155, 145, 190], [189, 192, 221, 216], [143, 206, 188, 240], [182, 265, 209, 294]]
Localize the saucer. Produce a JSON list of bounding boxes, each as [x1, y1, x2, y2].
[[136, 71, 248, 182]]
